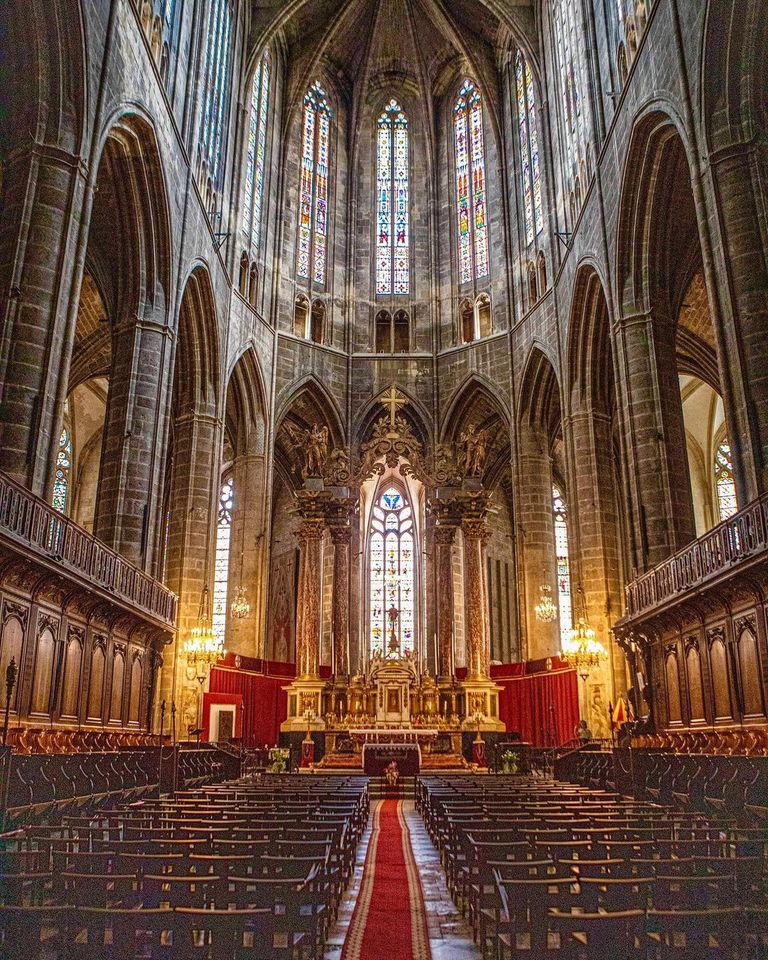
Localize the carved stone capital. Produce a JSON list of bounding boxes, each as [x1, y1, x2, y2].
[[434, 524, 457, 546]]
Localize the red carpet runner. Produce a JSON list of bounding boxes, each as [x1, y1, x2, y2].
[[341, 799, 431, 960]]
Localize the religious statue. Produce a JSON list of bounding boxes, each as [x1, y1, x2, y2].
[[325, 446, 351, 486], [460, 423, 489, 477], [285, 421, 330, 479]]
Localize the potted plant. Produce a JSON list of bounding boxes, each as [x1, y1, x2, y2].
[[267, 747, 290, 773], [501, 749, 519, 775]]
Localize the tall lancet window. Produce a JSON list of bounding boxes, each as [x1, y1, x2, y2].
[[369, 486, 416, 657], [199, 0, 234, 190], [242, 55, 271, 247], [552, 0, 591, 210], [297, 82, 332, 287], [376, 100, 410, 295], [52, 428, 72, 514], [714, 439, 737, 522], [552, 484, 572, 647], [515, 52, 544, 245], [212, 476, 234, 644], [454, 79, 490, 285]]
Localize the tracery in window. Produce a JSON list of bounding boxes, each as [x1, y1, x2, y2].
[[369, 486, 416, 657], [714, 439, 737, 522], [53, 428, 72, 514], [552, 0, 591, 214], [454, 79, 489, 285], [297, 82, 332, 287], [199, 0, 234, 192], [552, 484, 572, 648], [212, 476, 233, 644], [377, 100, 410, 295], [242, 55, 271, 248], [515, 52, 544, 246]]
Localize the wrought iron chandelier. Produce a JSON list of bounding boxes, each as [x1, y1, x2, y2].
[[560, 585, 607, 681], [230, 584, 251, 620], [534, 583, 557, 623]]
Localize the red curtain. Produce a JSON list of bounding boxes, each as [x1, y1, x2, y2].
[[491, 663, 579, 747], [209, 661, 299, 748]]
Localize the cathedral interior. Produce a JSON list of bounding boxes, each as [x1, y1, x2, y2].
[[0, 0, 767, 957]]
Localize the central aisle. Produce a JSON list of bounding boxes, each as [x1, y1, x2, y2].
[[327, 799, 480, 960]]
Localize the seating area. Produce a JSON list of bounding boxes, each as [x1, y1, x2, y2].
[[417, 773, 767, 959], [0, 775, 368, 959]]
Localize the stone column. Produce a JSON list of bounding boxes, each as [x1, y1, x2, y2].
[[329, 524, 351, 677], [295, 518, 325, 680], [613, 311, 696, 571], [227, 452, 267, 658], [0, 142, 89, 493], [93, 311, 173, 569], [462, 518, 489, 681], [435, 524, 457, 680]]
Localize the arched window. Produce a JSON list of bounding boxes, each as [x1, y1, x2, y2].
[[460, 299, 475, 343], [375, 311, 391, 353], [515, 51, 544, 246], [239, 252, 249, 296], [294, 295, 310, 338], [198, 0, 234, 195], [212, 476, 233, 644], [393, 310, 410, 353], [242, 55, 271, 248], [476, 294, 491, 338], [310, 300, 325, 344], [537, 251, 547, 294], [248, 264, 258, 307], [454, 79, 490, 285], [297, 82, 332, 287], [551, 0, 590, 214], [527, 263, 538, 306], [53, 427, 72, 514], [714, 439, 737, 521], [377, 100, 410, 295], [552, 484, 572, 647], [368, 486, 416, 657]]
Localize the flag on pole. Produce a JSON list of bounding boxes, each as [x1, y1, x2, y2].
[[610, 697, 627, 730]]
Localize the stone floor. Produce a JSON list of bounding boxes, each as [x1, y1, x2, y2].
[[324, 798, 481, 960]]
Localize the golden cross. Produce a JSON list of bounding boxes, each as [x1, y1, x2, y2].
[[379, 385, 408, 430]]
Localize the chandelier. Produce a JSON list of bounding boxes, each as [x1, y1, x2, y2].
[[534, 584, 557, 623], [560, 586, 607, 681], [230, 585, 251, 620], [183, 586, 225, 677]]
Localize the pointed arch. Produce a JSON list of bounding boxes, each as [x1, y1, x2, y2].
[[565, 263, 616, 413], [225, 346, 269, 458], [174, 265, 220, 418], [275, 375, 346, 449], [441, 373, 511, 443], [353, 387, 432, 451], [518, 344, 562, 443]]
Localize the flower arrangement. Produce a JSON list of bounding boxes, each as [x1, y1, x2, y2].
[[268, 747, 290, 773], [501, 749, 519, 775], [385, 760, 399, 786]]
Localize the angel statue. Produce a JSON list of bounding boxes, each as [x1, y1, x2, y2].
[[460, 423, 489, 477], [284, 421, 329, 479]]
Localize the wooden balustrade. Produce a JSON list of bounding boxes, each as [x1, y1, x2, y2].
[[624, 493, 768, 619], [0, 470, 176, 627]]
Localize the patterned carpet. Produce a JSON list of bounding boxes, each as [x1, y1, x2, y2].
[[340, 800, 431, 960]]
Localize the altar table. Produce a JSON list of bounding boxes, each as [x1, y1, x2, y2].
[[362, 742, 421, 776]]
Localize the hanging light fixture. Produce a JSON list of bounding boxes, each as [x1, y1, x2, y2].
[[560, 585, 607, 681], [183, 585, 226, 676], [534, 584, 557, 623], [230, 584, 251, 620]]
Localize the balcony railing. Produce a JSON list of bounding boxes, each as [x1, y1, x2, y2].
[[624, 493, 768, 619], [0, 471, 177, 628]]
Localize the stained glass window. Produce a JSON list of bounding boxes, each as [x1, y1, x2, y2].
[[714, 440, 737, 522], [552, 0, 590, 209], [369, 486, 416, 657], [515, 51, 544, 246], [376, 100, 409, 295], [242, 56, 270, 247], [297, 82, 332, 287], [454, 79, 489, 284], [552, 484, 572, 648], [52, 428, 72, 514], [199, 0, 234, 189], [212, 476, 233, 644]]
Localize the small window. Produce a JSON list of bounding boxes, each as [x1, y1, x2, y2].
[[536, 252, 547, 295], [248, 264, 258, 308], [476, 294, 491, 338], [527, 263, 538, 307], [310, 300, 325, 343], [393, 310, 410, 353], [375, 310, 391, 353], [460, 300, 475, 344], [294, 295, 310, 338]]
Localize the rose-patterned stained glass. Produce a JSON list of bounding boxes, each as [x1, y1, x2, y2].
[[516, 52, 544, 246], [52, 428, 72, 514], [212, 477, 233, 644], [376, 100, 409, 295], [369, 486, 416, 657], [715, 440, 737, 522], [552, 484, 572, 648], [296, 82, 332, 286], [454, 79, 489, 284], [199, 0, 234, 189], [242, 56, 270, 247]]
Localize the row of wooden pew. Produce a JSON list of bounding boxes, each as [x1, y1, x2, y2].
[[416, 773, 767, 959], [0, 774, 369, 959]]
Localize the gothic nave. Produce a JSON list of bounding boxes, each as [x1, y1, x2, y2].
[[0, 0, 767, 957]]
